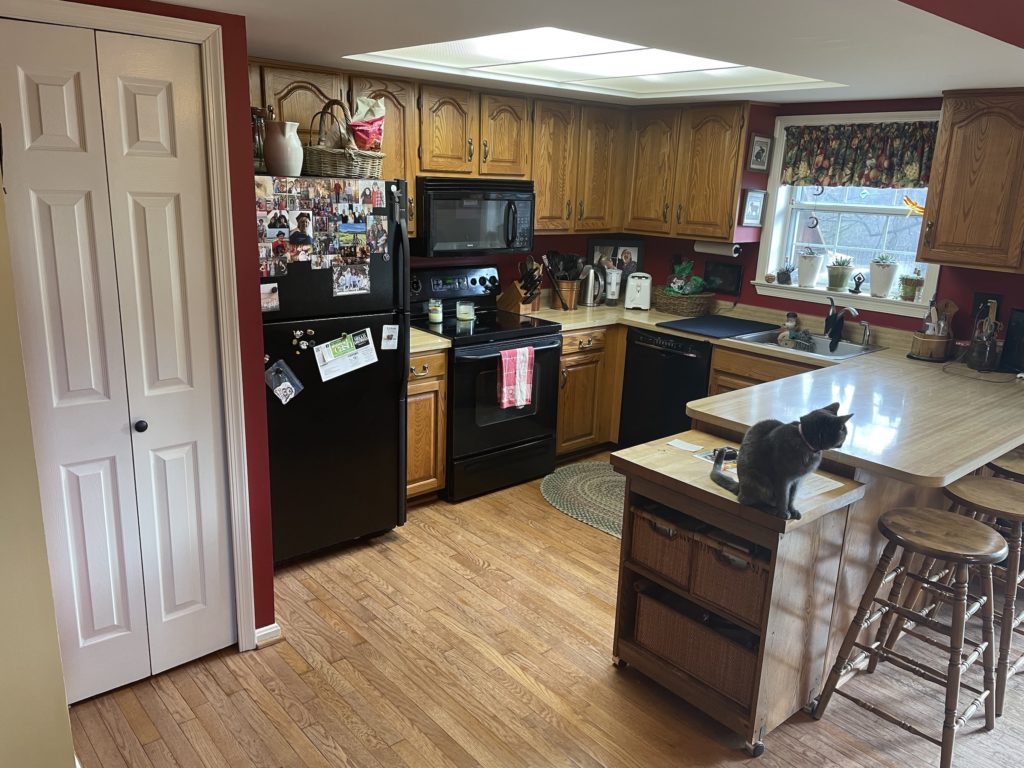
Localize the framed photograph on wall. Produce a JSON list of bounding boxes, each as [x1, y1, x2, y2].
[[747, 133, 772, 171], [587, 236, 645, 281], [703, 260, 744, 296], [741, 189, 767, 227]]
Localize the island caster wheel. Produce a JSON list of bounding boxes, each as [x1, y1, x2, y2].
[[803, 697, 819, 716], [612, 656, 627, 668], [744, 741, 764, 758]]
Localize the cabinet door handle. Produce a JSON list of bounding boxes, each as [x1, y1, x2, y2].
[[578, 200, 584, 220], [409, 197, 416, 221], [410, 364, 431, 377], [647, 519, 678, 540], [662, 202, 669, 223], [467, 137, 474, 161], [923, 219, 934, 248], [577, 337, 594, 350], [565, 201, 572, 220], [482, 139, 489, 162], [676, 203, 682, 225], [560, 369, 568, 388], [714, 548, 751, 570]]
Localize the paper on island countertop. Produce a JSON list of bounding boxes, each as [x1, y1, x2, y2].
[[691, 449, 844, 499]]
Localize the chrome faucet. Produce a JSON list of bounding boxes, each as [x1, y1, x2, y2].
[[824, 297, 859, 351], [859, 320, 871, 347]]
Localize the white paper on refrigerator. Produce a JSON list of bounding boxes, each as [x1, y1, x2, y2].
[[314, 328, 378, 382]]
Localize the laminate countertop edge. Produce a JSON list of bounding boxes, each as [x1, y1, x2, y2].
[[410, 328, 451, 354]]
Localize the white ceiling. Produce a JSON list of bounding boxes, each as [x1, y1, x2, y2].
[[173, 0, 1024, 104]]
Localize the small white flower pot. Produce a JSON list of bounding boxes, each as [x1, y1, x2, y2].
[[869, 261, 899, 298], [797, 253, 825, 288]]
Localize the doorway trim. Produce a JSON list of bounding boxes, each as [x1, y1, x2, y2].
[[3, 0, 258, 652]]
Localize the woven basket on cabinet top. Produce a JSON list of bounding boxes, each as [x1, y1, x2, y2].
[[651, 287, 715, 317], [303, 98, 385, 178]]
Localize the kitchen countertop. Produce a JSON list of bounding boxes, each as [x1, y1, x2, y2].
[[687, 350, 1024, 487], [409, 327, 450, 354]]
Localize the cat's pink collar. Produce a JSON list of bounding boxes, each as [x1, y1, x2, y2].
[[798, 423, 820, 452]]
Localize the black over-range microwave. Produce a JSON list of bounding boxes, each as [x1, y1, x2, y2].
[[415, 177, 534, 256]]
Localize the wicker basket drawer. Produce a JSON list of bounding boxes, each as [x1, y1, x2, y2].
[[635, 593, 756, 707], [690, 536, 769, 628], [630, 508, 692, 589]]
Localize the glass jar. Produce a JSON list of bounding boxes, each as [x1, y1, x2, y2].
[[455, 301, 475, 321], [427, 299, 443, 323]]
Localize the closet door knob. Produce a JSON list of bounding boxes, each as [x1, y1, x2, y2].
[[134, 420, 149, 433]]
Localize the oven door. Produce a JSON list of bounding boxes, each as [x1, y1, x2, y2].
[[450, 334, 561, 459]]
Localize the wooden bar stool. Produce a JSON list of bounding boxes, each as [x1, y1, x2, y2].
[[813, 507, 1006, 768], [944, 476, 1024, 717], [989, 445, 1024, 483]]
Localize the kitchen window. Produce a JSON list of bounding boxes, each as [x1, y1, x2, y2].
[[755, 111, 942, 317]]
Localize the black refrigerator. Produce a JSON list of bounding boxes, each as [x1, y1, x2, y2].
[[257, 176, 409, 564]]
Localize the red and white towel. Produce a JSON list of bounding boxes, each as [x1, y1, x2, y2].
[[498, 347, 534, 409]]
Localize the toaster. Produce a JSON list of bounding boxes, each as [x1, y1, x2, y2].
[[624, 272, 652, 310]]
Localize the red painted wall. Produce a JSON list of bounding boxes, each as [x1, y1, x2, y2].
[[78, 0, 274, 628], [899, 0, 1024, 48]]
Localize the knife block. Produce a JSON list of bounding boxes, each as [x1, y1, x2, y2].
[[496, 280, 542, 315]]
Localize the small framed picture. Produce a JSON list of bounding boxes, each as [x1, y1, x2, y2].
[[587, 236, 645, 280], [741, 189, 767, 227], [747, 133, 772, 172]]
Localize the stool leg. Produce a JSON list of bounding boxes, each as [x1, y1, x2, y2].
[[982, 563, 997, 730], [997, 520, 1022, 717], [814, 540, 898, 720], [940, 563, 969, 768], [869, 548, 914, 673], [885, 555, 936, 651]]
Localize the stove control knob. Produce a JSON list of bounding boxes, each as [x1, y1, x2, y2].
[[488, 275, 498, 285], [410, 277, 421, 295], [470, 277, 477, 285]]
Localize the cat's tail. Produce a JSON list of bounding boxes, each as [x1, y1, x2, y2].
[[709, 448, 739, 495]]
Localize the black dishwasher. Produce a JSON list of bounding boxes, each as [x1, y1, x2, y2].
[[618, 328, 712, 448]]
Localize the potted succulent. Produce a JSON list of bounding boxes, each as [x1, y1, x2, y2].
[[776, 258, 795, 285], [797, 248, 825, 288], [898, 268, 926, 302], [825, 254, 854, 292], [869, 252, 899, 298]]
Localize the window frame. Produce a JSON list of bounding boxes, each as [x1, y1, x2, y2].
[[754, 111, 942, 318]]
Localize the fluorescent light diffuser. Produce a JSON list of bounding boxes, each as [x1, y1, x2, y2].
[[482, 49, 738, 82]]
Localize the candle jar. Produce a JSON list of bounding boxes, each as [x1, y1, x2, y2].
[[427, 299, 443, 323], [456, 301, 475, 321]]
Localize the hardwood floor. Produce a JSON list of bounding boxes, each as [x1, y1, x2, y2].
[[72, 465, 1022, 767]]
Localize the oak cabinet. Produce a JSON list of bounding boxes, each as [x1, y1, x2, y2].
[[673, 104, 747, 239], [350, 76, 419, 235], [917, 90, 1024, 272], [556, 329, 610, 455], [707, 347, 818, 396], [418, 86, 530, 178], [260, 65, 347, 146], [625, 109, 679, 233], [407, 351, 447, 498], [533, 101, 626, 233]]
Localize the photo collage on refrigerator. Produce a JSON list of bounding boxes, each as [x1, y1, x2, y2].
[[256, 176, 390, 311]]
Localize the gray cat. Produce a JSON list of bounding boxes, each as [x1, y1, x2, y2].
[[710, 403, 852, 520]]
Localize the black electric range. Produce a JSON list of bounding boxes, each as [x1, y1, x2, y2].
[[410, 265, 562, 501]]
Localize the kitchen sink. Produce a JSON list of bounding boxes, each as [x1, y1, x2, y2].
[[732, 330, 884, 360]]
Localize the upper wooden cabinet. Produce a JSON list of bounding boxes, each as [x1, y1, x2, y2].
[[418, 86, 530, 177], [673, 104, 747, 239], [625, 109, 679, 234], [350, 76, 419, 234], [532, 101, 625, 233], [260, 66, 347, 146], [918, 90, 1024, 272]]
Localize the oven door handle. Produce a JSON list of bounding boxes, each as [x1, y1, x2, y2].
[[456, 340, 561, 361]]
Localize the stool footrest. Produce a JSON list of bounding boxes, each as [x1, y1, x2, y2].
[[876, 598, 950, 636], [954, 691, 990, 731], [833, 688, 941, 747], [853, 640, 948, 689]]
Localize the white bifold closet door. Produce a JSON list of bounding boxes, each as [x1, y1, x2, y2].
[[0, 18, 235, 703]]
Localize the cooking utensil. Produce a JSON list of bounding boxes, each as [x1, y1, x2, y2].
[[541, 254, 569, 310]]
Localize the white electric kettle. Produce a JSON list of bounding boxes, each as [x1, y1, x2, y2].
[[624, 272, 652, 310]]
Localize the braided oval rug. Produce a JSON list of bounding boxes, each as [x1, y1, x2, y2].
[[539, 462, 625, 538]]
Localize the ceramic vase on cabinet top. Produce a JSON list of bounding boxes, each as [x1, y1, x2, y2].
[[263, 120, 303, 176]]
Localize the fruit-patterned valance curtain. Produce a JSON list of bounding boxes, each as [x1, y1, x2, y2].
[[779, 121, 938, 188]]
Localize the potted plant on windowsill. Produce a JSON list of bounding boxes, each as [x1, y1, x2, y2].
[[869, 253, 899, 298], [797, 248, 825, 288], [826, 254, 854, 292], [898, 268, 925, 302], [776, 258, 795, 285]]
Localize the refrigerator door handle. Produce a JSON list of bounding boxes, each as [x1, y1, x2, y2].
[[391, 181, 411, 311]]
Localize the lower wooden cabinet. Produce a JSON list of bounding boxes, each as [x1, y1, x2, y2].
[[707, 346, 819, 395], [556, 329, 610, 455], [406, 351, 447, 498]]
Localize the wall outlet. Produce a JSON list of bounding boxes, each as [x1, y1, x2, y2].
[[971, 292, 1002, 321]]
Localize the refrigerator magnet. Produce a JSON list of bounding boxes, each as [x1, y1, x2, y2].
[[381, 325, 399, 350], [260, 283, 280, 312], [265, 360, 304, 405]]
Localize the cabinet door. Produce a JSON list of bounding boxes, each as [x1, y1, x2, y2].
[[918, 92, 1024, 272], [407, 375, 447, 497], [532, 100, 580, 232], [261, 66, 347, 146], [557, 351, 604, 455], [625, 109, 679, 233], [419, 85, 478, 174], [708, 371, 756, 396], [479, 93, 530, 177], [576, 106, 626, 231], [673, 104, 746, 240], [351, 76, 419, 235]]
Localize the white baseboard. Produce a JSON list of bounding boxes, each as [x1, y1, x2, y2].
[[254, 623, 283, 648]]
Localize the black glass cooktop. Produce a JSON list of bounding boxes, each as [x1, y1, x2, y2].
[[411, 310, 561, 347]]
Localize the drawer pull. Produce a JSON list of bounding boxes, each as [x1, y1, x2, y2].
[[411, 364, 431, 377], [647, 519, 678, 540], [714, 549, 751, 570], [578, 337, 594, 350]]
